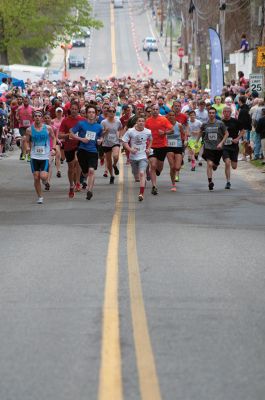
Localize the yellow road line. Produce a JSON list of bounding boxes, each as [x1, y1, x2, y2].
[[110, 3, 117, 76], [98, 157, 124, 400], [127, 176, 162, 400]]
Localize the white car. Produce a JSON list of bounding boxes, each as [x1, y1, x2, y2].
[[143, 37, 158, 52], [79, 27, 91, 38]]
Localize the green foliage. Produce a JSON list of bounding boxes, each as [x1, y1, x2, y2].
[[0, 0, 103, 63]]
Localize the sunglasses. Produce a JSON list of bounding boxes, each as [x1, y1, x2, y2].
[[108, 110, 116, 113]]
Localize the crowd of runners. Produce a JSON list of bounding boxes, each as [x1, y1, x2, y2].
[[0, 73, 265, 203]]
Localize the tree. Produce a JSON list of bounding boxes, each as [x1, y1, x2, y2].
[[0, 0, 103, 64]]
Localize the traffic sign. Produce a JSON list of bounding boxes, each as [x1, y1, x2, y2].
[[177, 47, 185, 58], [257, 46, 265, 67], [249, 74, 264, 93]]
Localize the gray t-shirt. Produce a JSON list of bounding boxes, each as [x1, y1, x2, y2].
[[101, 117, 122, 147], [201, 120, 227, 150]]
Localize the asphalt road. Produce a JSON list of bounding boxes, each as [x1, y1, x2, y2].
[[1, 147, 265, 400], [68, 0, 172, 81], [1, 1, 265, 399]]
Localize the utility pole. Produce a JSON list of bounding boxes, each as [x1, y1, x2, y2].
[[219, 0, 226, 64], [193, 9, 199, 85], [160, 0, 164, 37], [169, 0, 173, 64]]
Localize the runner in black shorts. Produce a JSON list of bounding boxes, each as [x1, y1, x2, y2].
[[145, 104, 173, 195], [198, 107, 229, 191], [165, 110, 185, 191], [222, 106, 245, 189], [70, 106, 103, 200]]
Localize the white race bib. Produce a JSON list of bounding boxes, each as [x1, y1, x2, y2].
[[168, 139, 178, 147], [208, 133, 217, 141], [23, 120, 30, 127], [86, 131, 96, 140], [135, 144, 146, 152], [35, 146, 45, 154], [108, 133, 117, 141], [225, 137, 233, 145]]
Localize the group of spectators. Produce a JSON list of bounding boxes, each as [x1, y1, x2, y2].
[[0, 73, 264, 165]]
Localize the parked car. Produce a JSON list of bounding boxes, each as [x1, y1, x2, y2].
[[69, 55, 85, 69], [79, 27, 91, 38], [142, 37, 158, 51], [72, 36, 86, 47]]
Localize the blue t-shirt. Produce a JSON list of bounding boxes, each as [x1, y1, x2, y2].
[[72, 120, 102, 153], [159, 105, 171, 115]]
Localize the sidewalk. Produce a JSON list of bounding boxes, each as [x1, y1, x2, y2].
[[47, 46, 64, 81], [144, 5, 181, 80]]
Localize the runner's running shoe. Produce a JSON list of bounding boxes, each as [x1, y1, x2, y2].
[[69, 187, 75, 198], [151, 186, 158, 195], [208, 182, 214, 191], [75, 182, 81, 192], [113, 165, 119, 175], [86, 191, 93, 200]]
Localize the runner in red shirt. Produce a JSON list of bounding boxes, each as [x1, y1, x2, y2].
[[145, 104, 173, 195], [16, 96, 34, 161], [58, 102, 85, 198]]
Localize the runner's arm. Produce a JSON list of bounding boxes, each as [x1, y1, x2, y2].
[[217, 130, 229, 149], [69, 128, 89, 143], [122, 140, 137, 154], [233, 128, 245, 144], [48, 126, 57, 153], [25, 127, 32, 151]]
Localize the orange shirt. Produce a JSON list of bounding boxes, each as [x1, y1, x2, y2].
[[145, 116, 173, 148]]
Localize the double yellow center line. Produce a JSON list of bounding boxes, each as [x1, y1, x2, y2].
[[98, 166, 161, 399], [98, 5, 161, 399]]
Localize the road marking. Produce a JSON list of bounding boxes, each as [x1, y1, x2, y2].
[[127, 175, 162, 400], [110, 3, 117, 76], [98, 157, 124, 400]]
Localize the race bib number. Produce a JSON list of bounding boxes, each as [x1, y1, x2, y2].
[[208, 133, 217, 141], [168, 139, 178, 147], [225, 137, 233, 145], [35, 146, 45, 154], [135, 144, 146, 152], [23, 120, 30, 127], [108, 133, 117, 141], [85, 131, 96, 140]]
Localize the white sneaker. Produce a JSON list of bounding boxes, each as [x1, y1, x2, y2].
[[37, 197, 44, 204], [238, 156, 246, 161]]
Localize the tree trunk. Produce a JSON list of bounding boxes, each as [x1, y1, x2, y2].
[[0, 50, 8, 65]]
